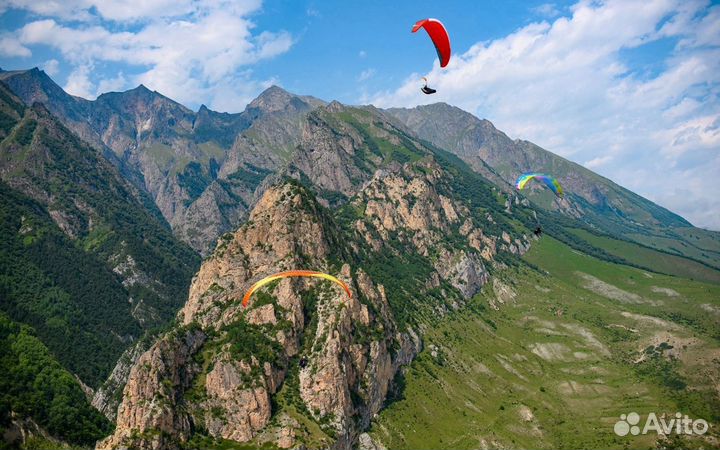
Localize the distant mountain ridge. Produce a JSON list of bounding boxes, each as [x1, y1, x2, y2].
[[3, 67, 718, 270], [384, 103, 720, 270], [0, 68, 325, 254], [386, 103, 690, 228]]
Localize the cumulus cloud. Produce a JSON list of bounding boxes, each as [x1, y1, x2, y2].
[[41, 58, 59, 76], [0, 33, 30, 57], [96, 71, 127, 95], [584, 155, 613, 169], [4, 0, 292, 110], [64, 64, 94, 98], [372, 0, 720, 230], [532, 3, 561, 18], [0, 0, 94, 21]]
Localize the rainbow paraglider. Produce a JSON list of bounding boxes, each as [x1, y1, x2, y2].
[[242, 270, 352, 308], [515, 173, 564, 198]]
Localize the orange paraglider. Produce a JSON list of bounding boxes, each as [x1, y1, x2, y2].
[[242, 270, 352, 308]]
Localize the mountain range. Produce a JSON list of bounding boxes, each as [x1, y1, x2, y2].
[[0, 67, 718, 450]]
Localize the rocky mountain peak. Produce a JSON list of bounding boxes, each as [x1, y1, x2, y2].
[[181, 180, 339, 327], [246, 85, 297, 113], [0, 67, 85, 112], [96, 83, 193, 115], [101, 178, 421, 449], [325, 100, 345, 113]]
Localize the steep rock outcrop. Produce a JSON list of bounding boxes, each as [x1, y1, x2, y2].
[[97, 329, 206, 450], [92, 337, 155, 421], [100, 182, 421, 449], [349, 159, 528, 301]]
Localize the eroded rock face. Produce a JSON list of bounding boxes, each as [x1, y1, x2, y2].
[[350, 160, 527, 302], [97, 329, 206, 450], [92, 338, 154, 421], [101, 150, 531, 449], [100, 183, 421, 450]]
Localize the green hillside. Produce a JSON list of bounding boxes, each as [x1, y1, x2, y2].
[[627, 227, 720, 271], [0, 182, 141, 386], [369, 237, 720, 449], [0, 312, 112, 448], [0, 82, 200, 389], [568, 228, 720, 284]]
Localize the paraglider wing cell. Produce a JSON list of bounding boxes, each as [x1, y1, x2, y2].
[[412, 18, 451, 67], [242, 270, 352, 308], [515, 173, 564, 198]]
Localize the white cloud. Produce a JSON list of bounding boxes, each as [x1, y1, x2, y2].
[[4, 0, 292, 111], [357, 68, 376, 82], [0, 0, 249, 22], [0, 33, 31, 57], [372, 0, 720, 230], [92, 0, 197, 22], [64, 64, 94, 98], [584, 155, 612, 169], [0, 0, 94, 21], [41, 58, 59, 75], [359, 50, 367, 58], [256, 30, 294, 60], [96, 71, 127, 95]]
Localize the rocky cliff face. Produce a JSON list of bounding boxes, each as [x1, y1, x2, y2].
[[100, 142, 535, 448], [92, 336, 157, 421], [345, 158, 531, 308], [99, 182, 422, 449]]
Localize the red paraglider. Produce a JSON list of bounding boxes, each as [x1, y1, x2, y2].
[[412, 18, 451, 68]]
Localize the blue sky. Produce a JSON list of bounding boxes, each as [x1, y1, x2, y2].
[[0, 0, 583, 106], [0, 0, 719, 230]]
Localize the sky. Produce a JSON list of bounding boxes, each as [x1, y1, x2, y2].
[[0, 0, 718, 230]]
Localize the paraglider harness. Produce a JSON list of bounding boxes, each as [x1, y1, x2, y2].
[[421, 78, 436, 95]]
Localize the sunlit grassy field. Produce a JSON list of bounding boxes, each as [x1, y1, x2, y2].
[[369, 237, 720, 449]]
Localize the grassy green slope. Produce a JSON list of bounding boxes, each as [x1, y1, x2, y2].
[[569, 228, 720, 285], [369, 237, 720, 449], [627, 228, 720, 271]]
